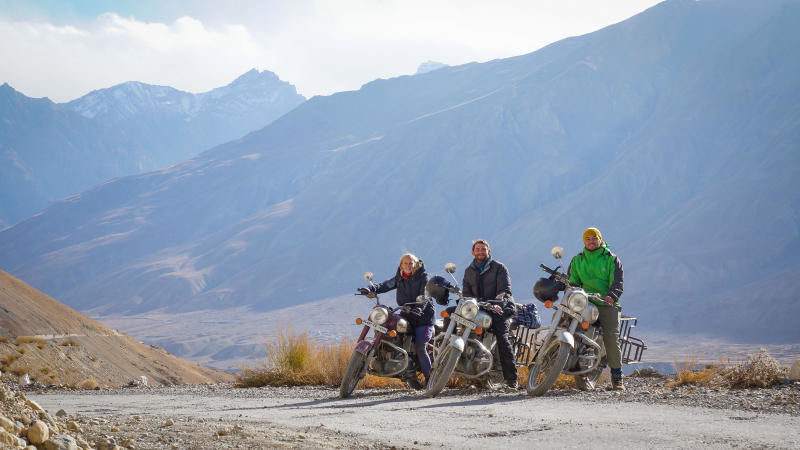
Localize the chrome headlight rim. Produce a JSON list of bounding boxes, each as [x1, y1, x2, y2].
[[457, 299, 479, 320], [368, 306, 389, 325], [567, 291, 588, 313]]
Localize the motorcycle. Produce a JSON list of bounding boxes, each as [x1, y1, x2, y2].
[[339, 271, 432, 398], [424, 263, 512, 397], [525, 246, 645, 396]]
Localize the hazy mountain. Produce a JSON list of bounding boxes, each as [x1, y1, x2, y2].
[[1, 0, 797, 356], [415, 61, 448, 75], [0, 70, 305, 227]]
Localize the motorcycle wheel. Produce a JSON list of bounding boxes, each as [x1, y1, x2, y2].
[[425, 347, 460, 398], [526, 340, 570, 396], [339, 351, 368, 398]]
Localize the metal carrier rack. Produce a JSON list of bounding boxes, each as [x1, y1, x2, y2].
[[510, 314, 646, 367]]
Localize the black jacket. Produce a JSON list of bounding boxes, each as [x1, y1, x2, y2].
[[372, 261, 433, 325], [462, 257, 516, 317]]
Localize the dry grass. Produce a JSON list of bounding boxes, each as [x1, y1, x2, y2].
[[76, 378, 100, 390], [669, 349, 787, 389], [60, 339, 80, 347], [0, 336, 11, 344], [15, 336, 47, 347]]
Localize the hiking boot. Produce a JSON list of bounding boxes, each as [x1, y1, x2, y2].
[[505, 378, 518, 390], [611, 374, 626, 391]]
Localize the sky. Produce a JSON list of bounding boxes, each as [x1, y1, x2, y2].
[[0, 0, 663, 103]]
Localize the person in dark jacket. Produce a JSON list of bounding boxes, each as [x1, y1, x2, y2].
[[462, 239, 518, 388], [567, 227, 626, 390], [362, 253, 433, 380]]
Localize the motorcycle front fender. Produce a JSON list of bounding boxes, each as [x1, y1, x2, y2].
[[556, 330, 575, 349], [354, 340, 373, 355], [449, 335, 465, 353]]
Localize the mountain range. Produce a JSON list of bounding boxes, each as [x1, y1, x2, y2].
[[0, 69, 305, 227], [0, 0, 798, 366]]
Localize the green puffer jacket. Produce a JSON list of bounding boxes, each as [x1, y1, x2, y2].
[[567, 242, 624, 307]]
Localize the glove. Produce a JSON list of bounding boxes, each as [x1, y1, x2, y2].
[[357, 287, 371, 295]]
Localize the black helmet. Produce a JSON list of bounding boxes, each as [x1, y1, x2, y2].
[[533, 277, 562, 302], [426, 276, 452, 306]]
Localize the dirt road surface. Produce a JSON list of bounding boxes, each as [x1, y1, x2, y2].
[[29, 381, 800, 449]]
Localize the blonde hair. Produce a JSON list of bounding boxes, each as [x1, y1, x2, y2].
[[398, 253, 421, 274]]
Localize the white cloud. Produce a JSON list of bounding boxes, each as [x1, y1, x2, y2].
[[0, 1, 662, 102]]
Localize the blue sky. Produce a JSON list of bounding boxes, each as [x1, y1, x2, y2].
[[0, 0, 662, 102]]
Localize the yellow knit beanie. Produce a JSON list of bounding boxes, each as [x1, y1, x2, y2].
[[583, 227, 602, 242]]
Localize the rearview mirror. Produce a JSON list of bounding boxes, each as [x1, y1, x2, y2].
[[444, 263, 456, 274], [551, 246, 564, 259], [363, 272, 373, 282]]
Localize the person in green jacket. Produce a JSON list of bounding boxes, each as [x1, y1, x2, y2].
[[567, 227, 626, 390]]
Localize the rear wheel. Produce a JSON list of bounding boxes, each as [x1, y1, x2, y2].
[[339, 352, 368, 398], [425, 347, 460, 397], [526, 340, 570, 396]]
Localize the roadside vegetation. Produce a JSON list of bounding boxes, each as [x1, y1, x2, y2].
[[670, 349, 788, 389], [238, 331, 791, 391]]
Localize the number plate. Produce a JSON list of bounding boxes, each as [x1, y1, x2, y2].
[[364, 320, 388, 334], [451, 313, 476, 329]]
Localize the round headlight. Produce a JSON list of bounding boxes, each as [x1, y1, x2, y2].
[[458, 300, 479, 320], [567, 291, 588, 312], [368, 306, 389, 325], [396, 318, 409, 333]]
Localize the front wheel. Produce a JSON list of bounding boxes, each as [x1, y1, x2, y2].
[[574, 357, 606, 391], [425, 347, 460, 398], [526, 340, 570, 396], [339, 351, 368, 398]]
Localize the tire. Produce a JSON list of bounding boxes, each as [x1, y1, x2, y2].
[[339, 351, 368, 398], [425, 347, 460, 398], [526, 340, 570, 396]]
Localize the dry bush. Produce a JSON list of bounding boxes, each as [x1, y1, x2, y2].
[[669, 350, 786, 389], [60, 339, 79, 347], [721, 349, 787, 388], [0, 336, 10, 344], [9, 362, 32, 377], [15, 336, 46, 347], [77, 378, 100, 390]]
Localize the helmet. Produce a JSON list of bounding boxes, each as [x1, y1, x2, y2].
[[426, 276, 452, 306], [533, 277, 562, 302]]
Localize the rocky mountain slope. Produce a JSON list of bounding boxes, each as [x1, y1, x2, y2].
[[0, 270, 233, 387], [0, 0, 798, 365], [0, 69, 304, 227]]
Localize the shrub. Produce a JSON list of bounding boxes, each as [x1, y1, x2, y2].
[[0, 336, 10, 344], [60, 340, 79, 347], [721, 349, 786, 388], [77, 378, 99, 390], [15, 336, 46, 347]]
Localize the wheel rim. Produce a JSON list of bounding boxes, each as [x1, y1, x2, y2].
[[529, 342, 559, 388]]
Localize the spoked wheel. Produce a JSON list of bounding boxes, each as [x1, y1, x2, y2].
[[526, 340, 570, 396], [339, 352, 368, 398], [425, 347, 460, 398]]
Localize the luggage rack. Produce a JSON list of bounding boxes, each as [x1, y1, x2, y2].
[[510, 314, 646, 367]]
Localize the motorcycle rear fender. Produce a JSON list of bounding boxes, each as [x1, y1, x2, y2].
[[556, 330, 575, 348], [354, 340, 373, 355], [449, 335, 465, 352]]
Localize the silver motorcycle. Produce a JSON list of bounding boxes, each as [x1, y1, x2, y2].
[[425, 263, 508, 397], [526, 246, 645, 396]]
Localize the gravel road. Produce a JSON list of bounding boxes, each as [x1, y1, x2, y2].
[[29, 377, 800, 449]]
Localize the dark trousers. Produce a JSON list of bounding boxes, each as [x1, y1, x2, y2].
[[489, 311, 517, 382]]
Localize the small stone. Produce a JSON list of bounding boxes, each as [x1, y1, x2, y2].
[[0, 415, 21, 434], [67, 421, 82, 432], [217, 429, 229, 436], [132, 415, 142, 421], [163, 418, 174, 426], [0, 429, 25, 447], [120, 438, 135, 448], [233, 424, 244, 431], [27, 420, 49, 444], [110, 427, 119, 432], [25, 399, 43, 412], [55, 410, 67, 418]]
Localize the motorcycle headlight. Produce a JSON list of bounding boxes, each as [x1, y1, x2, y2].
[[567, 291, 588, 312], [580, 303, 600, 324], [477, 311, 492, 329], [368, 306, 389, 325], [396, 318, 409, 333], [457, 299, 479, 320]]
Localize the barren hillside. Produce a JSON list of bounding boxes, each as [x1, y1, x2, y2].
[[0, 270, 234, 387]]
